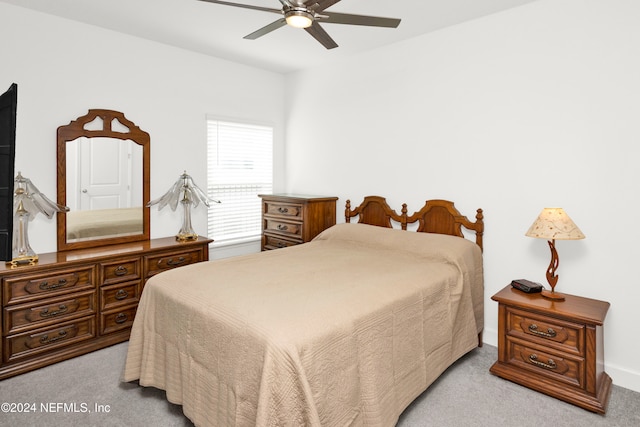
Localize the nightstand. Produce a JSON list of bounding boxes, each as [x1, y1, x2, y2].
[[489, 285, 612, 414]]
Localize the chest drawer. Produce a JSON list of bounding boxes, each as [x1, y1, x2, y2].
[[263, 234, 300, 250], [4, 291, 96, 335], [506, 307, 583, 355], [264, 219, 303, 240], [100, 257, 142, 285], [145, 249, 204, 278], [4, 317, 96, 363], [264, 201, 303, 220], [2, 267, 94, 306]]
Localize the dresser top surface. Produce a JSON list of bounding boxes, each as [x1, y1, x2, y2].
[[1, 236, 212, 275]]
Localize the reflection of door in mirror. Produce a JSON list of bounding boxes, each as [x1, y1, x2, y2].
[[66, 138, 142, 211]]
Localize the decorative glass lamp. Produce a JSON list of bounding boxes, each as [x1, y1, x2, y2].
[[10, 172, 69, 267], [525, 208, 585, 301], [147, 171, 219, 241]]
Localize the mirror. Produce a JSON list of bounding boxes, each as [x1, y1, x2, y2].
[[57, 109, 150, 251]]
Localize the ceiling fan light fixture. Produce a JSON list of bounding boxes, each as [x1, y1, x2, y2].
[[285, 9, 313, 28]]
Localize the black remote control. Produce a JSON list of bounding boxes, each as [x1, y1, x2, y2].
[[511, 279, 543, 293]]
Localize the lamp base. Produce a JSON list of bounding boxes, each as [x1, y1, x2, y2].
[[541, 289, 565, 301]]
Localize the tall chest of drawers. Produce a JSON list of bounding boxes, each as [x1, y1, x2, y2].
[[489, 285, 612, 413], [0, 236, 211, 379], [259, 194, 338, 251]]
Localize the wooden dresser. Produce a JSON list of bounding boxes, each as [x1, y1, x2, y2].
[[489, 285, 612, 413], [0, 236, 211, 379], [259, 194, 338, 251]]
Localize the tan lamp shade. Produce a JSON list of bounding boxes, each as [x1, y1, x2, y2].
[[525, 208, 585, 240]]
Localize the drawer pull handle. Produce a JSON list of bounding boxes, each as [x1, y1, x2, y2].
[[115, 289, 129, 300], [163, 257, 187, 267], [114, 265, 129, 276], [40, 330, 68, 345], [277, 224, 288, 231], [40, 304, 68, 318], [277, 207, 289, 213], [528, 324, 557, 338], [39, 278, 68, 291], [276, 242, 286, 248], [529, 354, 557, 370], [115, 313, 128, 324]]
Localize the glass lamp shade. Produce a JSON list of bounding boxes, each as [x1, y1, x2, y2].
[[285, 11, 313, 28]]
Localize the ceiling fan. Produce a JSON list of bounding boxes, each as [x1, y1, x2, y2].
[[198, 0, 401, 49]]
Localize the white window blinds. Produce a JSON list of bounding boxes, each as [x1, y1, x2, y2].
[[207, 119, 273, 243]]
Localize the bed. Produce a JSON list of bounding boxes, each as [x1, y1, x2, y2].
[[122, 196, 485, 427], [66, 207, 143, 240]]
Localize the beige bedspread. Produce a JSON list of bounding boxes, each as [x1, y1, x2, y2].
[[122, 223, 483, 426], [66, 207, 142, 240]]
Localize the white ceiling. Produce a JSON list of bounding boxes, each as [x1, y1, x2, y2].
[[2, 0, 538, 74]]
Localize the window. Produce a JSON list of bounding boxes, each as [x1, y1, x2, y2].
[[207, 118, 273, 244]]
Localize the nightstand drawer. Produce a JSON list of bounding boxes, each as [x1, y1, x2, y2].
[[508, 338, 584, 389], [506, 307, 583, 355], [264, 201, 303, 220]]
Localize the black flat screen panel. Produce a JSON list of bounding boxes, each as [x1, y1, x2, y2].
[[0, 83, 17, 261]]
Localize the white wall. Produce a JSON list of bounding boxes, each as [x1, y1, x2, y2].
[[0, 3, 285, 259], [285, 0, 640, 392]]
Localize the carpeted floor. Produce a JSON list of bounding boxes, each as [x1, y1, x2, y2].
[[1, 342, 638, 426]]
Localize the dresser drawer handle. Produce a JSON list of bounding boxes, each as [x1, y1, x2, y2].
[[277, 207, 289, 213], [528, 324, 557, 338], [114, 265, 129, 276], [39, 304, 68, 318], [529, 354, 557, 370], [277, 224, 288, 231], [115, 289, 129, 300], [276, 241, 286, 248], [40, 330, 68, 345], [39, 278, 68, 291], [163, 257, 187, 267], [115, 313, 128, 324]]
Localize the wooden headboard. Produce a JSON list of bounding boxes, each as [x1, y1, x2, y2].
[[345, 196, 484, 251]]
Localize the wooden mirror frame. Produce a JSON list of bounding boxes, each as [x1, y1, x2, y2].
[[56, 109, 150, 251]]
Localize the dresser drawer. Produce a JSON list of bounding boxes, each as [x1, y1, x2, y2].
[[507, 338, 585, 389], [100, 281, 141, 311], [264, 201, 303, 220], [2, 267, 94, 306], [264, 219, 303, 240], [4, 317, 96, 363], [263, 234, 300, 250], [100, 257, 142, 285], [4, 291, 96, 335], [145, 249, 204, 278], [100, 305, 137, 335], [506, 307, 583, 355]]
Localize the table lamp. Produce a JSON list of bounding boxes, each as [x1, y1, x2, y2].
[[10, 172, 69, 267], [147, 171, 220, 241], [525, 208, 585, 301]]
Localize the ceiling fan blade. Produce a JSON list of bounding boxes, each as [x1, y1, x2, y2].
[[319, 12, 401, 28], [244, 18, 287, 40], [304, 22, 338, 49], [197, 0, 282, 15]]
